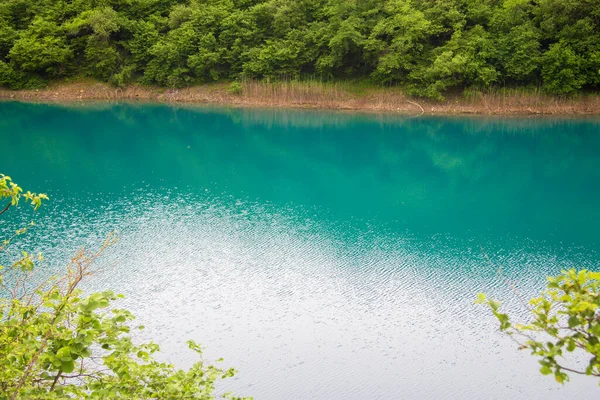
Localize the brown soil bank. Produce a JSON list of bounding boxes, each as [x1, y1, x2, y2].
[[1, 80, 599, 115]]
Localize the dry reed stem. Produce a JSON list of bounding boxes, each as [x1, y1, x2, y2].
[[1, 80, 599, 115]]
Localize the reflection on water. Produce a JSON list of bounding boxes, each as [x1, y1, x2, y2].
[[1, 102, 599, 398]]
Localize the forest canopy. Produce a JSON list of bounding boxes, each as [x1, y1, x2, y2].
[[0, 0, 599, 98]]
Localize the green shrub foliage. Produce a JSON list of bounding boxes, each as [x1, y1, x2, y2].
[[0, 0, 599, 97], [0, 174, 249, 399], [478, 270, 600, 385]]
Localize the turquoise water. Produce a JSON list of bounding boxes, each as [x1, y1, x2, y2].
[[1, 102, 599, 398]]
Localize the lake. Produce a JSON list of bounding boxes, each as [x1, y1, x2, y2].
[[1, 102, 599, 398]]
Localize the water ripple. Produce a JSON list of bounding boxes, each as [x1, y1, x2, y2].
[[5, 190, 595, 399]]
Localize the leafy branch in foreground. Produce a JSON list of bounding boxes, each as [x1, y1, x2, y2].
[[477, 269, 600, 385], [0, 175, 249, 399], [0, 174, 48, 216]]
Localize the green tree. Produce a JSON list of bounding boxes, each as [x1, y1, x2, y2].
[[0, 0, 599, 96], [477, 269, 600, 385], [541, 42, 586, 95], [0, 174, 249, 400], [8, 18, 72, 78], [366, 0, 432, 84]]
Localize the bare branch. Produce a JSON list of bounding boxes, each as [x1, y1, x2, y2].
[[0, 201, 11, 216], [480, 245, 532, 312]]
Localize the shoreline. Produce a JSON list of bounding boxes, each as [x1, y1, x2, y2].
[[1, 80, 600, 116]]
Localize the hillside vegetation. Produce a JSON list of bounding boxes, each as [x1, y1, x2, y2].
[[0, 0, 599, 99]]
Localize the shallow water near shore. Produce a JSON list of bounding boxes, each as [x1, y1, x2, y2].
[[2, 102, 599, 399]]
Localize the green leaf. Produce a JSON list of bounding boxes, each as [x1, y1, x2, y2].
[[56, 346, 71, 360], [568, 316, 579, 328], [540, 365, 552, 375], [475, 292, 487, 304], [61, 359, 75, 373], [489, 299, 500, 312]]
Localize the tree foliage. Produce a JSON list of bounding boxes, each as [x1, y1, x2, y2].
[[477, 269, 600, 385], [0, 174, 249, 399], [0, 0, 599, 97]]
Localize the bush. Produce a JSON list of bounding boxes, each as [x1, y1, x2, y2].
[[477, 269, 600, 384], [0, 174, 250, 399], [227, 80, 242, 95]]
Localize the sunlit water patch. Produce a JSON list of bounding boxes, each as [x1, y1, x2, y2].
[[1, 102, 599, 398]]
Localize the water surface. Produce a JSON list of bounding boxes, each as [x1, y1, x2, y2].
[[1, 102, 599, 398]]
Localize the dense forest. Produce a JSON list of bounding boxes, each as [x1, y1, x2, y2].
[[0, 0, 599, 98]]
